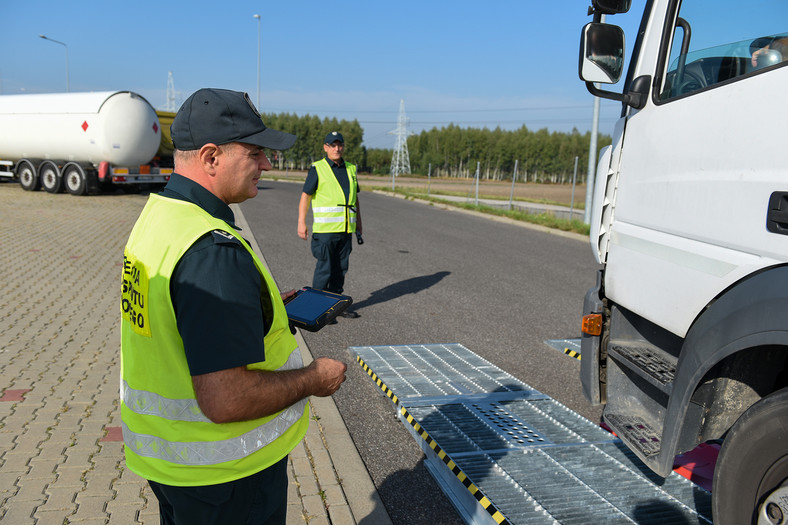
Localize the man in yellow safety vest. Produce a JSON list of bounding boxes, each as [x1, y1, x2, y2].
[[297, 132, 362, 316], [120, 88, 347, 524]]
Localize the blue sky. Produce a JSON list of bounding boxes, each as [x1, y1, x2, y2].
[[0, 1, 643, 148]]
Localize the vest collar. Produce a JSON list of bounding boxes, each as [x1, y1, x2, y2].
[[324, 156, 345, 168]]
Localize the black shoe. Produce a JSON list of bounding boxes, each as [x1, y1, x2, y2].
[[339, 310, 360, 319]]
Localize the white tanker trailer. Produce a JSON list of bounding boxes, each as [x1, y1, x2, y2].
[[0, 91, 174, 195]]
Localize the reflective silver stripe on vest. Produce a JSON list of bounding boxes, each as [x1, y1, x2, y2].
[[314, 216, 356, 224], [122, 381, 210, 421], [122, 347, 306, 464], [122, 398, 308, 465], [313, 206, 344, 213], [122, 347, 304, 422]]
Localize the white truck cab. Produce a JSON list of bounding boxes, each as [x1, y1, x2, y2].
[[578, 1, 788, 522]]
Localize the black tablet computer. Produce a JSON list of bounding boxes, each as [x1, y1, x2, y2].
[[284, 287, 352, 332]]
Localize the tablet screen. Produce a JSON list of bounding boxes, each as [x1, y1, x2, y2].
[[285, 290, 344, 323]]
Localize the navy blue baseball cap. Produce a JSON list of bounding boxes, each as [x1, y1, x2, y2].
[[324, 131, 344, 144], [171, 88, 296, 151]]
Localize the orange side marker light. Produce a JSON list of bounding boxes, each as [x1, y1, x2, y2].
[[582, 314, 603, 336]]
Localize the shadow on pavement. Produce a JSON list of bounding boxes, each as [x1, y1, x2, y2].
[[351, 271, 451, 312]]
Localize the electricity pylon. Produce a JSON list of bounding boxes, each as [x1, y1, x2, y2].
[[389, 99, 412, 189], [165, 71, 180, 112]]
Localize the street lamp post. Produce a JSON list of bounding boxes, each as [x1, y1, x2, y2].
[[39, 34, 70, 92], [253, 14, 261, 108]]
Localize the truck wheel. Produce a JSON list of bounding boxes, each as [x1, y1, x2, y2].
[[713, 387, 788, 524], [17, 160, 40, 191], [40, 161, 63, 193], [64, 164, 87, 195]]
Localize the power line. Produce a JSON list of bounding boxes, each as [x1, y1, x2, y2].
[[392, 105, 617, 114], [264, 102, 622, 116], [356, 117, 621, 126]]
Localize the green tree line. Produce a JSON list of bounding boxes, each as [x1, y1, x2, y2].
[[262, 113, 611, 184], [261, 113, 364, 171]]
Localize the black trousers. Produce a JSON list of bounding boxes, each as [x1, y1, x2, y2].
[[311, 232, 352, 294], [148, 457, 288, 525]]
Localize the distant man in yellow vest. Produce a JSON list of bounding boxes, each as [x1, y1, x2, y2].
[[298, 132, 362, 315], [120, 88, 347, 525]]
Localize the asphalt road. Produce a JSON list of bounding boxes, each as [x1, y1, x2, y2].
[[240, 180, 603, 525]]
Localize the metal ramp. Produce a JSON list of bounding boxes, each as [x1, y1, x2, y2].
[[544, 338, 582, 360], [353, 343, 713, 525]]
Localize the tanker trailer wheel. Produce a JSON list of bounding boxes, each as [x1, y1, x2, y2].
[[40, 161, 64, 193], [64, 163, 87, 195], [712, 387, 788, 524], [17, 160, 40, 191]]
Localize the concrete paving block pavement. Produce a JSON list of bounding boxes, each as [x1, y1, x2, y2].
[[0, 183, 390, 524]]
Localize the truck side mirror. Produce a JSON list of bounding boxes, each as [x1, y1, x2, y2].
[[591, 0, 631, 15], [579, 22, 626, 84]]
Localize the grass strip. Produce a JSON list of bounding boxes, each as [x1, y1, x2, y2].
[[371, 186, 590, 236]]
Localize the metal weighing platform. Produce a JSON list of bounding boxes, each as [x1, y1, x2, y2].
[[353, 343, 712, 525], [544, 338, 582, 361]]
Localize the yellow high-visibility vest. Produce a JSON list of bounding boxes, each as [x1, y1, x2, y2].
[[311, 158, 357, 233], [120, 193, 309, 486]]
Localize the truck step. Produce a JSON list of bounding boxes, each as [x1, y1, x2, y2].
[[605, 413, 662, 458], [608, 343, 676, 394]]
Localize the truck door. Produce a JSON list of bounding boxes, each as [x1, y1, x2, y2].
[[606, 0, 788, 338]]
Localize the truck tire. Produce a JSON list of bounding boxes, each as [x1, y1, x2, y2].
[[17, 160, 40, 191], [712, 387, 788, 524], [64, 163, 87, 195], [40, 161, 63, 193]]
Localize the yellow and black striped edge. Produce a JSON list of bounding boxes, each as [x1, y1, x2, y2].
[[563, 348, 581, 361], [357, 355, 399, 405], [356, 355, 512, 525]]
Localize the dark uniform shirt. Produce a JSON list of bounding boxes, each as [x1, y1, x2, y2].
[[302, 157, 360, 199], [160, 174, 266, 376]]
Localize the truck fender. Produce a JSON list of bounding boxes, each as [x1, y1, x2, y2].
[[658, 264, 788, 473], [98, 161, 110, 182], [581, 270, 605, 405]]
